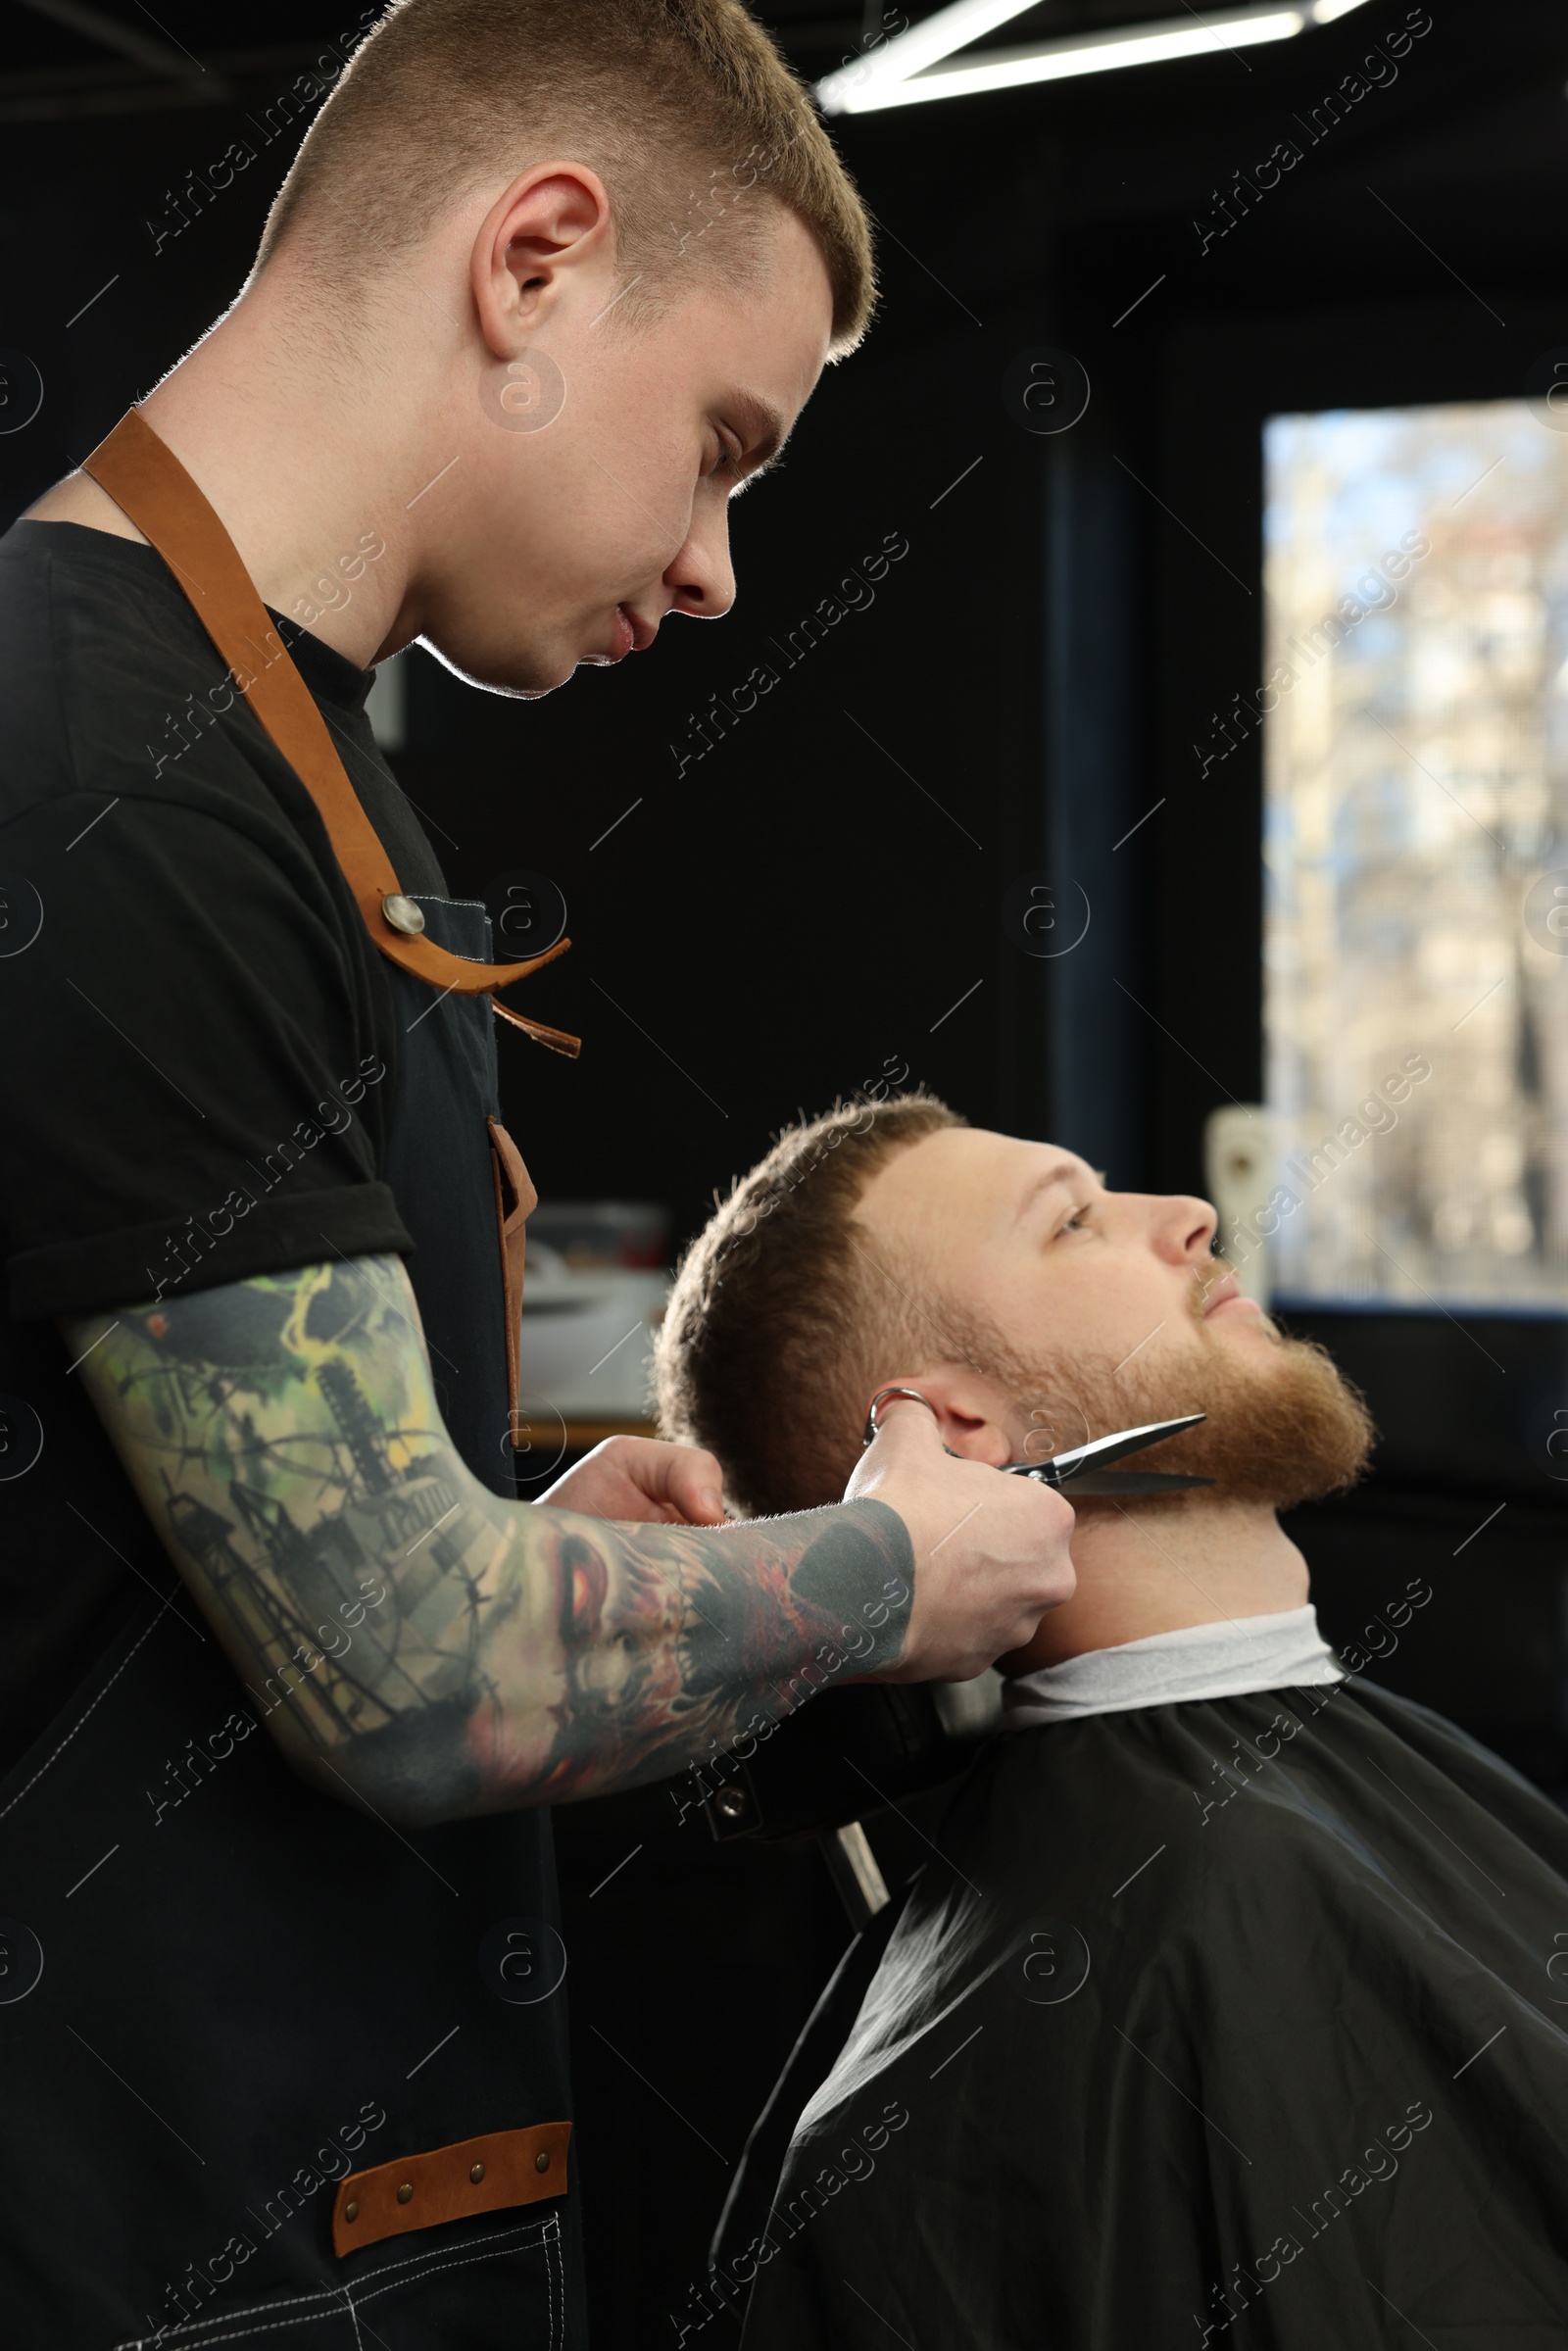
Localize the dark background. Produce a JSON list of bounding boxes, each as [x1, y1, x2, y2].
[[6, 0, 1568, 2339]]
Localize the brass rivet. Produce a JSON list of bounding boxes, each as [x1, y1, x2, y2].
[[535, 2149, 550, 2173], [382, 892, 426, 937], [344, 2200, 359, 2223], [396, 2180, 415, 2204], [469, 2161, 486, 2183]]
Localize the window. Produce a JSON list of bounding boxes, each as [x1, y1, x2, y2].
[[1262, 397, 1568, 1308]]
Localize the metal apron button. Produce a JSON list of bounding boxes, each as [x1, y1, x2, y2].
[[381, 892, 426, 935]]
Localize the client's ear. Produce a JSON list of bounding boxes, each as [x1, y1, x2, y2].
[[879, 1363, 1016, 1468]]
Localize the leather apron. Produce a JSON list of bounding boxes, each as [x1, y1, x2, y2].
[[0, 417, 590, 2348]]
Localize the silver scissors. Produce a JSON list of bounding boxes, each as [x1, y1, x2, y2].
[[861, 1389, 1214, 1494]]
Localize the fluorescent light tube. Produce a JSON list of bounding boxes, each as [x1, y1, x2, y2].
[[818, 0, 1057, 107], [819, 3, 1306, 114]]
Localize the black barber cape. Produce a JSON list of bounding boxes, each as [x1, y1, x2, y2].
[[729, 1671, 1568, 2349], [0, 519, 586, 2346]]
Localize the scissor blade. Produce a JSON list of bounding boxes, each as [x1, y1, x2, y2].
[[999, 1458, 1213, 1492], [1052, 1467, 1215, 1494], [1043, 1412, 1206, 1475]]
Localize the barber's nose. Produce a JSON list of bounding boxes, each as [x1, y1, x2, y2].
[[665, 520, 736, 621], [1148, 1192, 1218, 1266]]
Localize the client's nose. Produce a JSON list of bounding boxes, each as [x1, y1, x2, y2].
[[1145, 1190, 1218, 1266]]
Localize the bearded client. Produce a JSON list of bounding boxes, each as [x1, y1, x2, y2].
[[657, 1092, 1568, 2347]]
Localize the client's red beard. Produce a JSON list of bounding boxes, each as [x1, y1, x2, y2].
[[979, 1269, 1374, 1511]]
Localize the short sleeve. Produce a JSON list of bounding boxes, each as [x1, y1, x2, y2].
[[0, 785, 414, 1320]]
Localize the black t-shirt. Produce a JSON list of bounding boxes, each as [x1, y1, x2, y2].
[[0, 517, 441, 1769]]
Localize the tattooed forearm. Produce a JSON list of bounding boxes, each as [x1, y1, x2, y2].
[[62, 1254, 914, 1824]]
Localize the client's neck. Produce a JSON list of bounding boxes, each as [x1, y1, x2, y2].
[[998, 1498, 1309, 1675]]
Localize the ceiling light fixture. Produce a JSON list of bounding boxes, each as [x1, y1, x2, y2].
[[817, 0, 1374, 114]]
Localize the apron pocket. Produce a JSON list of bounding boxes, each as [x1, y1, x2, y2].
[[113, 2213, 565, 2351]]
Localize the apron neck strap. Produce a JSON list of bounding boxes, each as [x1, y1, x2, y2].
[[81, 406, 580, 1057]]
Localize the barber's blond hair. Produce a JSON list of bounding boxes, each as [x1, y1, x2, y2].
[[254, 0, 877, 354], [655, 1094, 964, 1518]]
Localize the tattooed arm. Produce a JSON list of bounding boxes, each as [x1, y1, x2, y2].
[[62, 1253, 1073, 1826]]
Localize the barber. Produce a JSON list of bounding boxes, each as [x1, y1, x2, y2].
[[0, 34, 1074, 2351]]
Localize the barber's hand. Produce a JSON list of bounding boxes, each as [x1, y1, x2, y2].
[[847, 1396, 1075, 1681], [535, 1435, 729, 1525]]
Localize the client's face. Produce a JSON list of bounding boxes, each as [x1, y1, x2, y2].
[[854, 1127, 1372, 1508]]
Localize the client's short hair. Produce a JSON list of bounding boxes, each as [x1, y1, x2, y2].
[[655, 1093, 963, 1517]]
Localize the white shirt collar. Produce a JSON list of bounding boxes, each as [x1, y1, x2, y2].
[[1002, 1602, 1343, 1730]]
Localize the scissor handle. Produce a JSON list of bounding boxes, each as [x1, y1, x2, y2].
[[861, 1387, 942, 1447]]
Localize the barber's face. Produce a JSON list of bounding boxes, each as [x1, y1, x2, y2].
[[417, 204, 832, 696], [858, 1126, 1269, 1384]]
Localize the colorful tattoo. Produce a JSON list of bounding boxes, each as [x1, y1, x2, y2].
[[63, 1254, 914, 1820]]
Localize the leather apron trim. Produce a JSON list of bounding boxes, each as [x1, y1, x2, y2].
[[78, 405, 581, 1058], [488, 1113, 537, 1444], [332, 2121, 571, 2256]]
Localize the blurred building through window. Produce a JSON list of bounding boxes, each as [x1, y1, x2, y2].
[[1262, 397, 1568, 1309]]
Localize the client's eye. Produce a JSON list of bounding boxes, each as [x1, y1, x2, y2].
[[1056, 1205, 1091, 1238]]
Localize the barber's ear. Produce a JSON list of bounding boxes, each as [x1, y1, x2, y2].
[[470, 163, 613, 355], [879, 1365, 1015, 1468]]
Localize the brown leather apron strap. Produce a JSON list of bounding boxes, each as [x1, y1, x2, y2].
[[488, 1113, 537, 1444], [331, 2121, 570, 2256], [80, 406, 580, 1057]]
